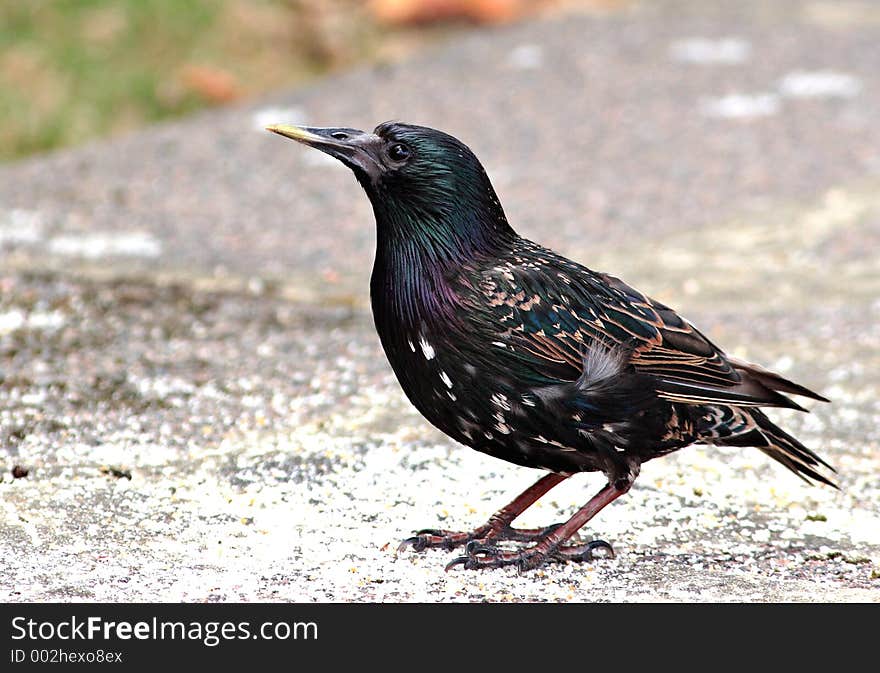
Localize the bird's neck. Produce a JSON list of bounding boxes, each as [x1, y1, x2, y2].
[[369, 198, 516, 330]]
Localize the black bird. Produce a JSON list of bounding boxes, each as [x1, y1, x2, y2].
[[267, 121, 835, 571]]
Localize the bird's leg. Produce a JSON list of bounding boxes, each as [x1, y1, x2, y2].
[[398, 472, 569, 553], [446, 476, 632, 572]]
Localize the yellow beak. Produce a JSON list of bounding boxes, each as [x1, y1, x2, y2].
[[265, 124, 325, 143]]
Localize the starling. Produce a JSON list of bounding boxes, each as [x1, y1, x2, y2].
[[267, 121, 835, 571]]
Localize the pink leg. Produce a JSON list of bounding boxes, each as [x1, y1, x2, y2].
[[446, 479, 630, 571], [398, 472, 569, 553]]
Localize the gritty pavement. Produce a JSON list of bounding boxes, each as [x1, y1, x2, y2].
[[1, 0, 879, 602]]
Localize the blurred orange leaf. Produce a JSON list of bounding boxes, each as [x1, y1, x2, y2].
[[369, 0, 530, 25], [180, 65, 241, 103]]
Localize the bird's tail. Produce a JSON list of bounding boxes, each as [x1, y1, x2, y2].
[[704, 407, 837, 488]]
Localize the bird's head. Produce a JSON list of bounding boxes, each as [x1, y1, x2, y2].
[[267, 121, 515, 258]]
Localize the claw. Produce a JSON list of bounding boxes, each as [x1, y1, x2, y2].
[[517, 552, 547, 573], [445, 555, 474, 572], [397, 527, 484, 554], [415, 528, 447, 537], [397, 536, 427, 553], [465, 540, 498, 557], [553, 539, 615, 563], [588, 539, 615, 558]]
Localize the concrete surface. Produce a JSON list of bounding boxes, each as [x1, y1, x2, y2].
[[1, 0, 879, 601]]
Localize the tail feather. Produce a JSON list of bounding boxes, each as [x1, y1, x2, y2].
[[728, 356, 830, 403], [708, 408, 837, 488]]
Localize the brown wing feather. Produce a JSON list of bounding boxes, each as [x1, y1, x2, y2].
[[463, 247, 826, 411], [594, 274, 816, 410]]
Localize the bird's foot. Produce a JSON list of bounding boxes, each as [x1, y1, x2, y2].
[[397, 522, 564, 554], [445, 538, 614, 572], [397, 527, 488, 553]]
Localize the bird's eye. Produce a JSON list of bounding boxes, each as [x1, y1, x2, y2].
[[331, 131, 349, 140], [387, 143, 411, 162]]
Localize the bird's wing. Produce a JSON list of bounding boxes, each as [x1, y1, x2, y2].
[[458, 250, 817, 411], [593, 271, 814, 409]]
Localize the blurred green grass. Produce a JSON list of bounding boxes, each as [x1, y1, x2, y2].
[[2, 0, 208, 159], [0, 0, 434, 162]]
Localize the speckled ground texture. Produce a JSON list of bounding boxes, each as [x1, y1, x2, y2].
[[2, 0, 879, 602]]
